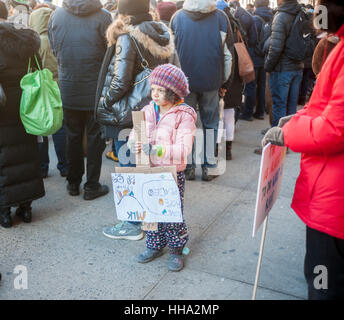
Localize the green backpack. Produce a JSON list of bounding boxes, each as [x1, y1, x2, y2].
[[20, 56, 63, 136]]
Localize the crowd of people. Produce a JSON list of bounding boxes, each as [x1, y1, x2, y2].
[[0, 0, 344, 299]]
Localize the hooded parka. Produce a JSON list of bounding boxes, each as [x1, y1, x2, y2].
[[264, 0, 304, 73], [48, 0, 112, 110], [170, 0, 231, 93], [95, 16, 175, 137], [0, 22, 45, 208]]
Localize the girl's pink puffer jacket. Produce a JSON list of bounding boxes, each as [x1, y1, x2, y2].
[[129, 101, 197, 172]]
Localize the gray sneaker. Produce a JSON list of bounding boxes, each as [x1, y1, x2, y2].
[[137, 248, 164, 263], [103, 221, 144, 241], [168, 254, 184, 272]]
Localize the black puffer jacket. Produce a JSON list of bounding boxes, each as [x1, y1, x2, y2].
[[0, 23, 45, 208], [264, 0, 303, 73], [95, 18, 175, 137], [48, 0, 112, 110]]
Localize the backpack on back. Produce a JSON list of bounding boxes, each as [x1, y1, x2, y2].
[[284, 9, 315, 61], [254, 15, 272, 57]]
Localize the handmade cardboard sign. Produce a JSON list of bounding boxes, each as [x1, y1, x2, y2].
[[112, 111, 179, 230], [112, 172, 182, 223], [252, 143, 286, 237]]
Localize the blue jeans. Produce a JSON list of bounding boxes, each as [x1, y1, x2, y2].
[[269, 70, 303, 127], [38, 124, 68, 175], [114, 138, 136, 168], [114, 138, 139, 226], [184, 90, 219, 169]]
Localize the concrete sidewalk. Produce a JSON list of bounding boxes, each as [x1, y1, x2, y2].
[[0, 116, 307, 300]]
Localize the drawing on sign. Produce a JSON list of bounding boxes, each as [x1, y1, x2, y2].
[[141, 175, 181, 219], [112, 172, 183, 223], [112, 173, 146, 221]]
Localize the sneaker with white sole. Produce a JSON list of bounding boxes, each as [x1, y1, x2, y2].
[[137, 248, 164, 263], [103, 221, 144, 241]]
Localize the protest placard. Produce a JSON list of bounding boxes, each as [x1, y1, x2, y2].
[[112, 111, 179, 230], [112, 172, 182, 223], [252, 143, 286, 237]]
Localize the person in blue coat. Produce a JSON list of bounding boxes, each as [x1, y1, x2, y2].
[[170, 0, 232, 182]]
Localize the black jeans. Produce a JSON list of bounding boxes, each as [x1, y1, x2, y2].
[[304, 226, 344, 300], [242, 67, 266, 118], [63, 109, 106, 190]]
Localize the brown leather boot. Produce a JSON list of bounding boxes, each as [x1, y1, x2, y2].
[[226, 141, 232, 160]]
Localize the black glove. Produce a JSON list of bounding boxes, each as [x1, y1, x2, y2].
[[262, 127, 285, 147]]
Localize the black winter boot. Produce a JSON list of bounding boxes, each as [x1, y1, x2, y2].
[[226, 141, 232, 160], [16, 204, 32, 223], [0, 208, 12, 228]]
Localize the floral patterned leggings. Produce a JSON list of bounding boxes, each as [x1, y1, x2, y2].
[[145, 171, 188, 254]]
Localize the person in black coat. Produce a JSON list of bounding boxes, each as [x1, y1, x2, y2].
[[48, 0, 112, 200], [264, 0, 304, 127], [0, 22, 45, 228], [229, 0, 259, 122], [249, 0, 273, 120], [218, 1, 243, 160], [95, 0, 176, 241]]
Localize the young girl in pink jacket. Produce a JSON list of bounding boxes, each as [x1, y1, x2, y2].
[[129, 64, 196, 271]]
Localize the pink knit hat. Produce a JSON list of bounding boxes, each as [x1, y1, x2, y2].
[[149, 64, 190, 98]]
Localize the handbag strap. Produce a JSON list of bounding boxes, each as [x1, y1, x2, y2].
[[236, 30, 244, 43], [129, 35, 149, 69], [27, 55, 41, 73]]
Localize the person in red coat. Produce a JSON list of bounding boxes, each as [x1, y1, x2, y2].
[[262, 0, 344, 300]]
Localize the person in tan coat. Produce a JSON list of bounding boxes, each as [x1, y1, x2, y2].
[[29, 7, 68, 178]]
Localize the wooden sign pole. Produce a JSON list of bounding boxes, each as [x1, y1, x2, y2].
[[252, 216, 269, 300]]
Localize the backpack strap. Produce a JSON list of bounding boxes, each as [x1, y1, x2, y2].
[[286, 10, 304, 40]]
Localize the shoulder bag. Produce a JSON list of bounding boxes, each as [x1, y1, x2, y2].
[[234, 30, 255, 83]]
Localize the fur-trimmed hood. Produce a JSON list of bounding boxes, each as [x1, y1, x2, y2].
[[106, 17, 175, 60], [0, 22, 40, 59]]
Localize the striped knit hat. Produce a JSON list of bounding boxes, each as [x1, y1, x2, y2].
[[149, 64, 190, 99]]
